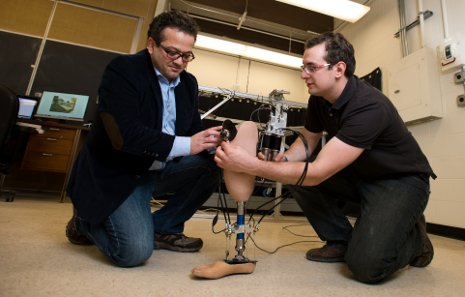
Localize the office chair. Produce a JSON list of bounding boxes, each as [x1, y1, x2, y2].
[[0, 85, 19, 202]]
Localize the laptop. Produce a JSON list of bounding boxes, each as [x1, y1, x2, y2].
[[17, 95, 39, 119]]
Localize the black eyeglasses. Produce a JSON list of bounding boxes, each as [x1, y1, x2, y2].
[[300, 63, 332, 74], [159, 44, 195, 62]]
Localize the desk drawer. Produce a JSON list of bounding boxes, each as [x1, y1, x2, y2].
[[21, 127, 76, 173], [40, 127, 76, 140], [21, 151, 70, 172], [26, 137, 73, 154]]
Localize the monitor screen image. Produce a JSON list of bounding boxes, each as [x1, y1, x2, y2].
[[35, 91, 89, 121], [17, 95, 38, 119]]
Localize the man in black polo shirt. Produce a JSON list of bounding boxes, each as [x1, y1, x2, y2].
[[214, 32, 435, 283]]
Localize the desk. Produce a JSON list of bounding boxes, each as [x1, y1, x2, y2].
[[16, 119, 89, 202]]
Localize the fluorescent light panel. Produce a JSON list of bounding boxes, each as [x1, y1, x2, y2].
[[275, 0, 370, 23], [195, 34, 302, 69]]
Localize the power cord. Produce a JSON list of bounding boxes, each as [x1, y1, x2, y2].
[[248, 235, 322, 255]]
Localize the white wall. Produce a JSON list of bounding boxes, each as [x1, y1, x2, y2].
[[187, 48, 308, 104], [342, 0, 465, 228]]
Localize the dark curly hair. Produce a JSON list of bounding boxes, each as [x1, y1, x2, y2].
[[147, 10, 199, 45], [305, 32, 356, 78]]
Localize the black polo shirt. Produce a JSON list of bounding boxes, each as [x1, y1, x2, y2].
[[305, 76, 434, 180]]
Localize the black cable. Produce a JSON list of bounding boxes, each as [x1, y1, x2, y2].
[[246, 223, 322, 254], [246, 191, 290, 227], [255, 193, 290, 227], [218, 172, 231, 225], [282, 223, 318, 237], [211, 171, 229, 234], [249, 104, 270, 128], [246, 189, 285, 225], [281, 128, 310, 187], [248, 235, 322, 255]]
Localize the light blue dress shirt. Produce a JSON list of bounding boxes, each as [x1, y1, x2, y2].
[[149, 69, 191, 170]]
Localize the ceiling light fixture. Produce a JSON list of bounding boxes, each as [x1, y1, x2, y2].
[[195, 34, 302, 69], [275, 0, 370, 23]]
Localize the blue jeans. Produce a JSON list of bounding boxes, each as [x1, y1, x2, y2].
[[78, 154, 219, 267], [289, 169, 430, 283]]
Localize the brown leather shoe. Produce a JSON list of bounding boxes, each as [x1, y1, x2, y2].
[[410, 214, 434, 267], [306, 243, 347, 263], [154, 233, 203, 252], [65, 212, 93, 245]]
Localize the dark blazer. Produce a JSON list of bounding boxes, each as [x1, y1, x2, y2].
[[67, 49, 202, 225]]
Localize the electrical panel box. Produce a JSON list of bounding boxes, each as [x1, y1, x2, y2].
[[387, 47, 442, 125]]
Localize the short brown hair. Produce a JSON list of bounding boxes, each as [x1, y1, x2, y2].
[[147, 10, 199, 46]]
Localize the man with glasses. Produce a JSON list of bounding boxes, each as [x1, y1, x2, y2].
[[215, 32, 435, 283], [66, 10, 222, 267]]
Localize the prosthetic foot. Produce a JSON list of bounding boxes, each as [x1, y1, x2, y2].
[[192, 260, 256, 279], [192, 121, 258, 280]]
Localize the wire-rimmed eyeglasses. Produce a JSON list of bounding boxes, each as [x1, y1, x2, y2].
[[300, 63, 332, 74], [159, 44, 195, 62]]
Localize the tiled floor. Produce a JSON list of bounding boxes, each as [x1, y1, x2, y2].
[[1, 195, 464, 297]]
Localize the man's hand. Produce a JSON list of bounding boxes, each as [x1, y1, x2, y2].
[[273, 151, 287, 162], [191, 126, 222, 155], [257, 151, 287, 162], [214, 141, 259, 174]]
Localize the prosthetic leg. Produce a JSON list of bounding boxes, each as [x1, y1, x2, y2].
[[192, 121, 258, 279]]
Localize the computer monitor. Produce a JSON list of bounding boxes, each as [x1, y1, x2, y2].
[[17, 95, 39, 119], [35, 91, 89, 121]]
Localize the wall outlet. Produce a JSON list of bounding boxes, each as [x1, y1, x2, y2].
[[454, 70, 465, 84], [457, 94, 465, 107]]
